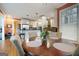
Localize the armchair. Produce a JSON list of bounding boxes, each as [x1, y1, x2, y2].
[[49, 31, 62, 41]]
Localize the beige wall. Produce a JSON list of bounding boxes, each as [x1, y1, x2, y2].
[[14, 19, 20, 35], [4, 16, 13, 34]]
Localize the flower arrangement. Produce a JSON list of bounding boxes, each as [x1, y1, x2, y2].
[[40, 28, 49, 45]]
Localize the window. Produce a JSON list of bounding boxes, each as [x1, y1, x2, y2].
[[61, 5, 77, 25], [64, 16, 68, 24], [60, 4, 78, 41]]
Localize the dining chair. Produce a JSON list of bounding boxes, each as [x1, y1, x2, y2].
[[28, 30, 41, 41], [73, 45, 79, 56], [49, 31, 62, 41], [48, 31, 62, 47], [11, 35, 36, 56], [10, 35, 25, 56]]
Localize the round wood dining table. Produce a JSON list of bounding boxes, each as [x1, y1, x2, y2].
[[22, 41, 64, 56]]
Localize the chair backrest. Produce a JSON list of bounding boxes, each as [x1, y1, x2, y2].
[[28, 30, 41, 41], [13, 40, 25, 56], [49, 32, 61, 40], [73, 45, 79, 56], [29, 32, 37, 38], [15, 35, 23, 45], [10, 35, 25, 56]]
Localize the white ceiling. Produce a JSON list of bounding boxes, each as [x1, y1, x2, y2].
[[0, 3, 65, 20]]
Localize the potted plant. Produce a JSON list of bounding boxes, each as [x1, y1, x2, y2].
[[40, 28, 49, 45]]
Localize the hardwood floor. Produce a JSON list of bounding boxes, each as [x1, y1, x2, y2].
[[0, 40, 19, 56]]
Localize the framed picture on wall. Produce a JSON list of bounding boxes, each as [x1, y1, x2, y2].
[[7, 24, 12, 28]]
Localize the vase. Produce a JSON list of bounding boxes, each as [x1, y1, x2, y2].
[[42, 39, 47, 45]]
